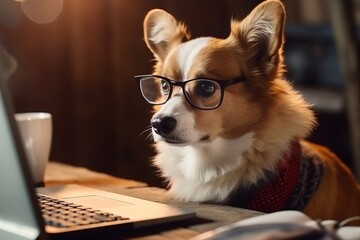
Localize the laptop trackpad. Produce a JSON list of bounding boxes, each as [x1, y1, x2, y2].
[[63, 195, 134, 209]]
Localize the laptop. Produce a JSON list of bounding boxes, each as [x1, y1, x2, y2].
[[0, 48, 195, 240]]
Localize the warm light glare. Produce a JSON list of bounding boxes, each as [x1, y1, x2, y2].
[[20, 0, 63, 24]]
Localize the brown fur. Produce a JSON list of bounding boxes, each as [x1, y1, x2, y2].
[[302, 141, 360, 221]]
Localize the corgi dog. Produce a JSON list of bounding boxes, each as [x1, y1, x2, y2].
[[136, 0, 360, 222]]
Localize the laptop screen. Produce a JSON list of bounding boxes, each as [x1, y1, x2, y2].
[[0, 47, 43, 240]]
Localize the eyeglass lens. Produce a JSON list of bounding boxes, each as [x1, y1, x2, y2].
[[140, 77, 170, 104], [185, 80, 221, 109]]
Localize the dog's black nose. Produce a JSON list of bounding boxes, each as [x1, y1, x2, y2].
[[151, 116, 177, 136]]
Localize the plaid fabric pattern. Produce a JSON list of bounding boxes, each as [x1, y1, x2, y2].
[[227, 141, 324, 212]]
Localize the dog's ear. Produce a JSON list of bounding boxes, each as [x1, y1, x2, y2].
[[143, 9, 190, 62], [231, 0, 285, 66]]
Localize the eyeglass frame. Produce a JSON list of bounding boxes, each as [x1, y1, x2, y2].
[[134, 74, 246, 110]]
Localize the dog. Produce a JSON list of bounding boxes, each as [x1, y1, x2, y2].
[[136, 0, 360, 222]]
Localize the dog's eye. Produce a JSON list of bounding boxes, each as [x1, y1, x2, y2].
[[194, 81, 216, 98], [160, 80, 170, 95]]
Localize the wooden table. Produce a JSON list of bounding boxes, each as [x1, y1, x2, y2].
[[44, 161, 262, 239]]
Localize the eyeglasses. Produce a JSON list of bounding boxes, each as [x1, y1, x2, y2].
[[134, 75, 246, 110]]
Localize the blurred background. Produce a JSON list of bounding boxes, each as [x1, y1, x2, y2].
[[0, 0, 359, 187]]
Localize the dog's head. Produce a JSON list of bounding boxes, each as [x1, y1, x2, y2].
[[140, 0, 286, 146]]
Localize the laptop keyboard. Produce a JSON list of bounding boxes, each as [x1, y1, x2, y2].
[[37, 194, 129, 228]]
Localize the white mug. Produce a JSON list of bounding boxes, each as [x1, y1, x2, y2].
[[14, 112, 52, 184]]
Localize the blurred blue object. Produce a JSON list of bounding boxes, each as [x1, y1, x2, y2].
[[284, 25, 360, 88]]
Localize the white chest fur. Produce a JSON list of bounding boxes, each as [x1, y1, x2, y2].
[[153, 133, 256, 202]]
